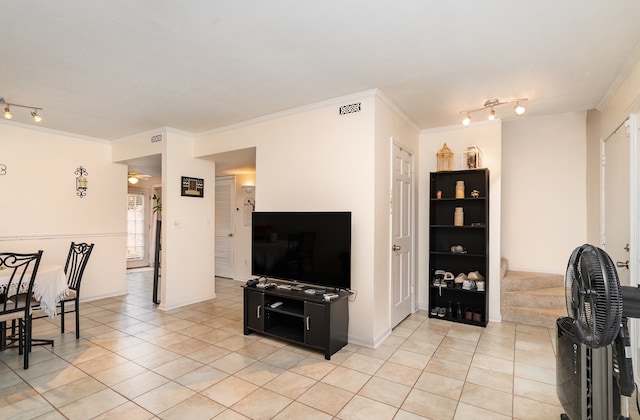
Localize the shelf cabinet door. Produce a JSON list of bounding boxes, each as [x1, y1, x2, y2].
[[304, 301, 327, 348], [245, 289, 264, 333]]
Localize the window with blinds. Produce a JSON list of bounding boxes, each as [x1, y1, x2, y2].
[[127, 193, 145, 260]]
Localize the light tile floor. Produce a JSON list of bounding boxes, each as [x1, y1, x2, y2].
[[0, 270, 579, 419]]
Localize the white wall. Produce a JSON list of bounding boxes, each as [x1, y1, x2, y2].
[[113, 127, 216, 309], [0, 121, 127, 300], [161, 130, 216, 309], [195, 92, 380, 345], [502, 112, 587, 273], [419, 122, 502, 322]]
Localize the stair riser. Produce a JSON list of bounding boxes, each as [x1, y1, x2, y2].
[[502, 308, 564, 329], [502, 291, 565, 309], [502, 272, 564, 292]]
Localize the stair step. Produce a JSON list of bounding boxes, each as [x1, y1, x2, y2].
[[503, 287, 565, 309], [502, 305, 566, 329], [502, 271, 564, 292]]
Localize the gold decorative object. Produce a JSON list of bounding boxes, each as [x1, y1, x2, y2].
[[471, 189, 480, 198], [436, 143, 453, 171], [455, 181, 465, 198], [454, 207, 464, 226]]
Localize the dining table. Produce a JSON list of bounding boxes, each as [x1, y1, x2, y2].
[[0, 264, 69, 349], [0, 264, 69, 318]]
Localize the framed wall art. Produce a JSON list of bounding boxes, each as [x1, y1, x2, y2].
[[181, 176, 204, 198]]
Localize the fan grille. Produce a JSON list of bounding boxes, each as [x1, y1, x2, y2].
[[564, 244, 622, 347]]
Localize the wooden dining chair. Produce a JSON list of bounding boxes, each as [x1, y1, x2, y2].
[[59, 242, 94, 339], [0, 251, 43, 369]]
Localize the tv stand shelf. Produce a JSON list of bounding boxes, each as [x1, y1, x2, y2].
[[243, 285, 349, 360]]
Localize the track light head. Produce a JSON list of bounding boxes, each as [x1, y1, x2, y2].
[[31, 110, 42, 123], [488, 108, 496, 121], [462, 113, 471, 126], [514, 102, 526, 115], [3, 106, 12, 120]]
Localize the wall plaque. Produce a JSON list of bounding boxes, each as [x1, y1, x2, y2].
[[181, 176, 204, 198]]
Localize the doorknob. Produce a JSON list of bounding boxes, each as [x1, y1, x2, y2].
[[392, 245, 401, 251], [616, 261, 630, 269]]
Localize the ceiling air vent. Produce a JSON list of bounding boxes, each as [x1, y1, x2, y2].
[[151, 134, 163, 143], [338, 102, 362, 116]]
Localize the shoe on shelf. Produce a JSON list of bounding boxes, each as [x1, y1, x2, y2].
[[468, 271, 484, 281], [455, 273, 467, 285], [443, 272, 454, 281], [464, 308, 474, 320], [473, 310, 483, 323], [462, 279, 472, 290], [437, 307, 447, 318], [430, 306, 440, 316], [476, 280, 485, 291]]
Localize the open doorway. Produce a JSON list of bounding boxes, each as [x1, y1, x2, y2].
[[203, 148, 256, 282], [121, 154, 162, 303]]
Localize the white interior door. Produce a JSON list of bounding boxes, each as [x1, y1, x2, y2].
[[215, 177, 235, 279], [391, 142, 414, 327], [602, 120, 630, 286], [601, 118, 640, 382]]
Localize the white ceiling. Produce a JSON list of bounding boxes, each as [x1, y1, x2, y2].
[[2, 1, 640, 147]]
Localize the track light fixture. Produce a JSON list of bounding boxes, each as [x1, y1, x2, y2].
[[0, 97, 43, 123], [459, 98, 527, 126]]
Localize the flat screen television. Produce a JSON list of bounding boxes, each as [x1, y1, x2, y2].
[[251, 211, 351, 290]]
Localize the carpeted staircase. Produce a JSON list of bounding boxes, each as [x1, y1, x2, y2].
[[501, 259, 566, 329]]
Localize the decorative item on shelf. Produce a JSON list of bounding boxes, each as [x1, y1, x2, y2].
[[471, 189, 480, 198], [436, 142, 453, 171], [464, 145, 482, 169], [436, 190, 442, 199], [450, 245, 466, 254], [454, 207, 464, 226], [455, 180, 465, 198], [75, 166, 88, 198]]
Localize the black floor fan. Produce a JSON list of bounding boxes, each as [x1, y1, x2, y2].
[[556, 244, 640, 419]]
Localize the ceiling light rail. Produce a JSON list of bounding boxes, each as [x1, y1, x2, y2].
[[459, 98, 527, 126], [0, 97, 43, 123]]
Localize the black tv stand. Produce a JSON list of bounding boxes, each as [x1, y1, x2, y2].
[[243, 285, 349, 360]]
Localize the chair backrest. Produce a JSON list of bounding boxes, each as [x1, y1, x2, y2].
[[64, 242, 94, 292], [0, 251, 43, 314]]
